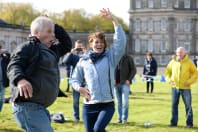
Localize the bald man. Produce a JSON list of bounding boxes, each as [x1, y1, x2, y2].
[[165, 47, 198, 128]]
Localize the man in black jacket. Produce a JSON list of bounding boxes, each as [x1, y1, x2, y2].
[[114, 54, 136, 124], [0, 46, 10, 111], [7, 16, 72, 132]]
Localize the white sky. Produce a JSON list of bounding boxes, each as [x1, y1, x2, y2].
[[3, 0, 130, 25]]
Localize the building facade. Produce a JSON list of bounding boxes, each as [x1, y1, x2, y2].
[[128, 0, 198, 66]]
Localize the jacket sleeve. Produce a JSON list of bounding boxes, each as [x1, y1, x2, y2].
[[62, 53, 73, 66], [108, 25, 126, 66], [151, 59, 158, 76], [186, 61, 198, 85], [50, 24, 72, 58], [70, 61, 85, 91], [7, 44, 32, 86], [128, 56, 137, 82], [164, 60, 173, 83]]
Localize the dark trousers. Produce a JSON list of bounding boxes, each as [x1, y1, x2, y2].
[[146, 78, 154, 93], [82, 102, 115, 132]]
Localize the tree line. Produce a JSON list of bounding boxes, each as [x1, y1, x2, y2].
[[0, 2, 128, 32]]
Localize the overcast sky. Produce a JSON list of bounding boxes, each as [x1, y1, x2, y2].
[[4, 0, 130, 25]]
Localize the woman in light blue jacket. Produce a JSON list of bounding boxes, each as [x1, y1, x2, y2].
[[71, 8, 126, 132]]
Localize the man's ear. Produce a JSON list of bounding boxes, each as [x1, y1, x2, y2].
[[33, 29, 41, 37]]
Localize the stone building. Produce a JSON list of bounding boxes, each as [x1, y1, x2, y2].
[[128, 0, 198, 66], [0, 19, 29, 52]]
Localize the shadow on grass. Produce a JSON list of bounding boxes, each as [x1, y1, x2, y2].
[[110, 122, 198, 130], [0, 128, 22, 132]]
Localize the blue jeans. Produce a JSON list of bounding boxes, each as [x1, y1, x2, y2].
[[82, 102, 115, 132], [73, 88, 80, 120], [0, 82, 4, 112], [12, 102, 54, 132], [114, 84, 130, 121], [171, 88, 193, 126]]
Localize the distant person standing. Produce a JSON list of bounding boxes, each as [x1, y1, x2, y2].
[[143, 52, 158, 93], [192, 55, 197, 67], [71, 8, 126, 132], [165, 47, 198, 128], [63, 39, 86, 122], [114, 54, 136, 124], [0, 46, 10, 111]]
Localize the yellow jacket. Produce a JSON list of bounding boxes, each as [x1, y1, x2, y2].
[[165, 54, 198, 89]]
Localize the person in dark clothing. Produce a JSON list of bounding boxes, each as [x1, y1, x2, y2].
[[143, 52, 158, 93], [192, 55, 197, 67], [0, 46, 10, 111], [7, 16, 72, 132], [114, 54, 136, 124], [62, 39, 86, 122]]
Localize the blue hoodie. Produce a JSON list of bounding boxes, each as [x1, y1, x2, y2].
[[71, 25, 126, 104]]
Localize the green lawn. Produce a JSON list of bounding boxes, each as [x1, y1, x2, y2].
[[1, 75, 198, 132]]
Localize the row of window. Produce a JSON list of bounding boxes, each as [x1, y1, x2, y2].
[[134, 39, 191, 53], [133, 18, 193, 32], [134, 55, 168, 65], [135, 0, 198, 9]]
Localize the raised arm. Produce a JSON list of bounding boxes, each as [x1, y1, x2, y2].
[[100, 8, 126, 66]]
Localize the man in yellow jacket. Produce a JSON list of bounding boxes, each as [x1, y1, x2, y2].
[[165, 47, 198, 128]]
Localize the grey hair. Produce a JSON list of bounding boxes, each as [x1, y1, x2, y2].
[[30, 16, 54, 35], [176, 47, 186, 53]]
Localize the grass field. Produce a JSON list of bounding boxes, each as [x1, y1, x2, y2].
[[0, 75, 198, 132]]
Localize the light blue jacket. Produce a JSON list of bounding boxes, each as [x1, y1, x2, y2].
[[71, 25, 126, 104]]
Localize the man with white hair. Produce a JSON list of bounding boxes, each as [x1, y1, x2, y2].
[[165, 47, 198, 128], [7, 16, 72, 131]]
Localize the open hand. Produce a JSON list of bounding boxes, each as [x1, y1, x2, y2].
[[17, 79, 33, 99]]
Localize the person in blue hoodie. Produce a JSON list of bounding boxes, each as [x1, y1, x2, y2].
[[71, 8, 126, 132]]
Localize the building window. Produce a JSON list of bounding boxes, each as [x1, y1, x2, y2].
[[161, 0, 167, 8], [0, 40, 5, 49], [148, 0, 154, 8], [16, 37, 23, 44], [135, 19, 141, 32], [184, 18, 191, 32], [160, 40, 167, 53], [4, 35, 10, 48], [10, 41, 17, 52], [136, 0, 141, 8], [174, 0, 179, 8], [161, 18, 167, 31], [135, 39, 141, 52], [142, 40, 148, 52], [197, 0, 198, 9], [148, 39, 153, 52], [196, 21, 198, 32], [148, 19, 153, 32], [184, 0, 190, 8], [141, 21, 147, 31], [160, 56, 167, 65], [174, 20, 179, 32], [184, 41, 190, 52], [154, 21, 161, 32], [134, 57, 140, 65]]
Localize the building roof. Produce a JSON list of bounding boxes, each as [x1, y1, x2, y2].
[[0, 19, 8, 25]]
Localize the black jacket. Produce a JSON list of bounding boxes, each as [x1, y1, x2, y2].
[[7, 24, 72, 107], [143, 57, 158, 76], [1, 53, 10, 87], [115, 55, 137, 84]]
